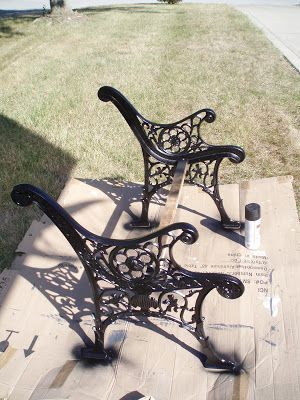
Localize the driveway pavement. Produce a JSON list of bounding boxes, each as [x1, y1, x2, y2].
[[1, 1, 299, 72], [238, 5, 300, 72]]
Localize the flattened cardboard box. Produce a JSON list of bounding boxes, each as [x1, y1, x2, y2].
[[0, 176, 299, 399]]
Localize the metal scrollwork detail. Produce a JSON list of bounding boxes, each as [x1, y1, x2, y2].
[[216, 278, 245, 300], [146, 156, 175, 189], [157, 126, 191, 154], [159, 291, 186, 313], [186, 160, 217, 194], [98, 289, 129, 320], [109, 245, 160, 282], [140, 115, 211, 156], [130, 294, 158, 310]]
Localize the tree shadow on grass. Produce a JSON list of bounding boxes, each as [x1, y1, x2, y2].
[[0, 21, 23, 38], [0, 10, 43, 38], [0, 5, 171, 38], [78, 4, 169, 16], [0, 114, 76, 270], [0, 10, 44, 18]]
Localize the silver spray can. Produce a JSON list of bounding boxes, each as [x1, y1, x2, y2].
[[245, 203, 261, 250]]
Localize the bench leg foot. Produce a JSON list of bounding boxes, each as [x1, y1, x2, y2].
[[222, 219, 241, 230], [194, 334, 240, 372], [187, 160, 242, 231], [81, 330, 111, 361], [196, 335, 240, 372], [213, 195, 241, 231], [129, 220, 152, 229], [202, 355, 241, 373], [81, 346, 110, 361], [193, 286, 243, 373], [211, 183, 241, 230], [130, 191, 153, 228]]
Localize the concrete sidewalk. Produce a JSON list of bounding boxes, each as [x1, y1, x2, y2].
[[238, 5, 300, 73]]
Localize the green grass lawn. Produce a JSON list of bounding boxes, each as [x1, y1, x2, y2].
[[0, 4, 299, 271]]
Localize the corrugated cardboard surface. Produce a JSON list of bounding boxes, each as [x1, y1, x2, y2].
[[0, 176, 299, 400]]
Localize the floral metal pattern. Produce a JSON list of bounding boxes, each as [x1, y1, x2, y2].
[[139, 112, 212, 155]]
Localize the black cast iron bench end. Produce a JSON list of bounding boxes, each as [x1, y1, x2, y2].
[[98, 86, 245, 231], [12, 183, 244, 373]]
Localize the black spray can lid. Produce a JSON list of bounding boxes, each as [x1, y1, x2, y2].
[[245, 203, 261, 221]]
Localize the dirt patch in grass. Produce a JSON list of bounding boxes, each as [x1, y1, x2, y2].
[[0, 4, 299, 270]]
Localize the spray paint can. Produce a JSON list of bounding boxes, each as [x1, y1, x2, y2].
[[245, 203, 261, 250]]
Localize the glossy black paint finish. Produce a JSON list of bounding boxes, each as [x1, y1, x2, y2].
[[98, 86, 245, 230], [12, 184, 244, 372]]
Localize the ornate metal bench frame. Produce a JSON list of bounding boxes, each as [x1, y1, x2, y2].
[[12, 184, 244, 372], [98, 86, 245, 230]]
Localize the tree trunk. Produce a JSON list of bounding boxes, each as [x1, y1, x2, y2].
[[50, 0, 72, 13]]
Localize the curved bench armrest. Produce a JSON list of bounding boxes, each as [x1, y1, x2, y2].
[[99, 85, 216, 128], [186, 144, 245, 164], [98, 86, 232, 162]]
